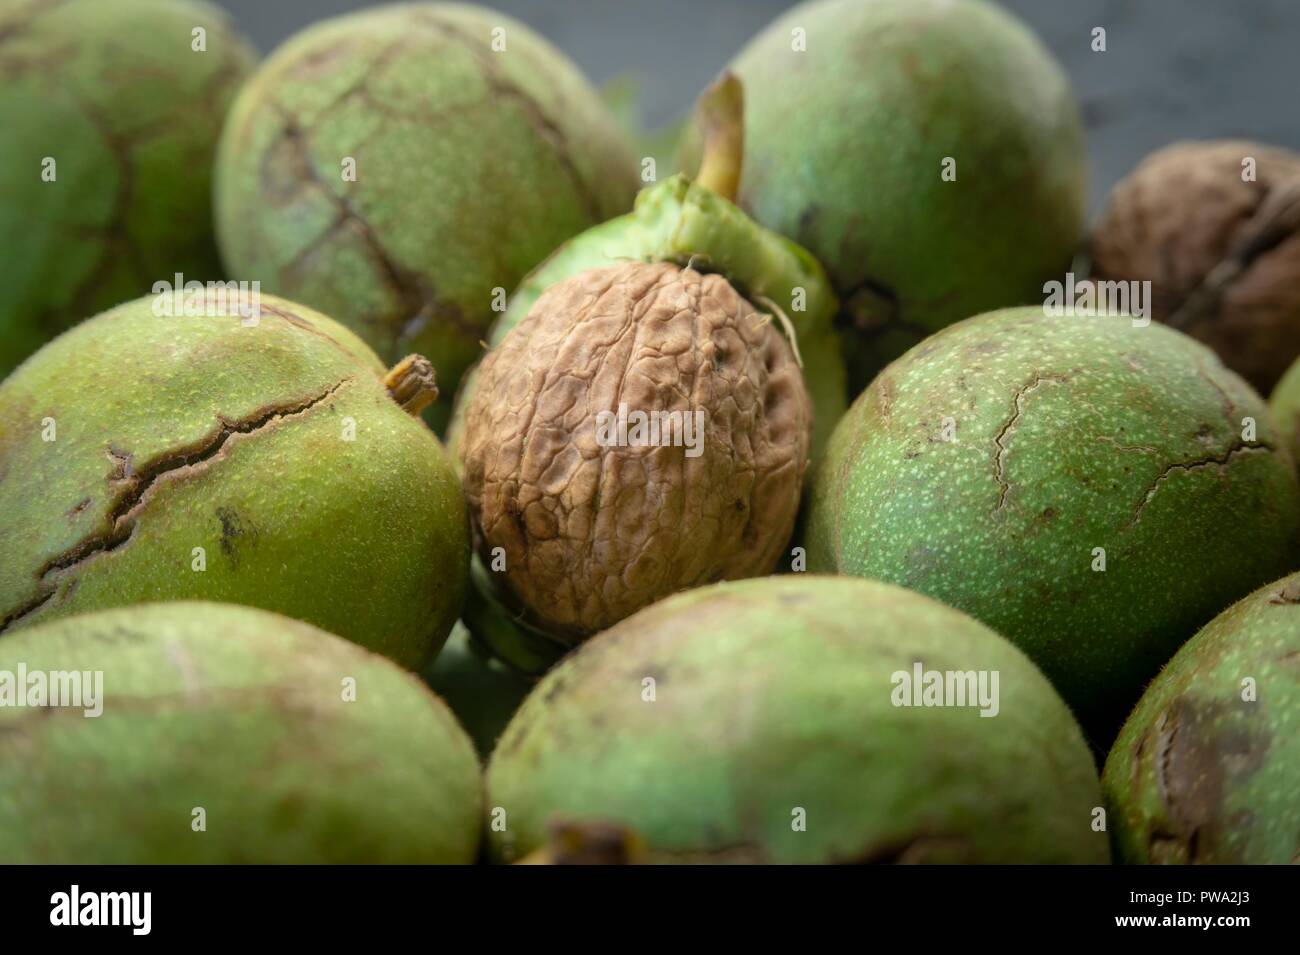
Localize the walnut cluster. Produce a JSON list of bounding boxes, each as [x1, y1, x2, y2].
[[459, 260, 812, 640], [1090, 140, 1300, 393]]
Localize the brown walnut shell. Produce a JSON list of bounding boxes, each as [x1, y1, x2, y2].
[[1090, 139, 1300, 393], [459, 260, 813, 641]]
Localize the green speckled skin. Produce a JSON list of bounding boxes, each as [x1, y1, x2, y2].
[[487, 576, 1108, 864], [0, 293, 468, 669], [0, 0, 257, 377], [0, 602, 482, 863], [214, 3, 638, 429], [1103, 572, 1300, 863], [702, 0, 1085, 392], [1270, 356, 1300, 465], [808, 308, 1300, 741]]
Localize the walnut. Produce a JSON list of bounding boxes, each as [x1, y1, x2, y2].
[[1090, 140, 1300, 393], [459, 260, 812, 641]]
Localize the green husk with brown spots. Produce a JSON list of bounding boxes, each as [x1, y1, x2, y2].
[[1103, 571, 1300, 863]]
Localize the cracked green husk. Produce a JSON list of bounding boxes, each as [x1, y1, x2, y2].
[[808, 307, 1300, 743], [487, 575, 1108, 864], [0, 601, 482, 863], [1103, 571, 1300, 863], [0, 0, 257, 379], [213, 2, 638, 430], [0, 292, 469, 669]]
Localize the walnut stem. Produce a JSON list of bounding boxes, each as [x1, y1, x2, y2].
[[514, 821, 645, 865], [692, 71, 745, 202], [384, 354, 439, 416]]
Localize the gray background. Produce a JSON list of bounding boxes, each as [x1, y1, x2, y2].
[[212, 0, 1300, 215]]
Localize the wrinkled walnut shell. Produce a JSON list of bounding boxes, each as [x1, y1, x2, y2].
[[460, 260, 813, 640], [1090, 140, 1300, 393]]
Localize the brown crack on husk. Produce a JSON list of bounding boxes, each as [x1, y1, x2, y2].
[[1124, 441, 1274, 530], [991, 373, 1068, 514], [0, 379, 353, 634], [254, 7, 614, 362], [263, 105, 476, 355], [414, 9, 606, 224], [5, 8, 244, 341]]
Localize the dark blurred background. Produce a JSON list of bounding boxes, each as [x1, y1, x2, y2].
[[212, 0, 1300, 215]]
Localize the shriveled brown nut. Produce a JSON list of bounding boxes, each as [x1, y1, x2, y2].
[[1089, 140, 1300, 393], [459, 260, 812, 641]]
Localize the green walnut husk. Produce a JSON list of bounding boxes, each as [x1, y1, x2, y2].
[[1103, 572, 1300, 863], [681, 0, 1085, 393], [423, 622, 534, 759], [487, 576, 1108, 864], [0, 292, 468, 669], [214, 2, 638, 430], [0, 602, 482, 864], [808, 307, 1300, 744], [0, 0, 256, 378], [1271, 355, 1300, 464]]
